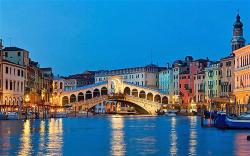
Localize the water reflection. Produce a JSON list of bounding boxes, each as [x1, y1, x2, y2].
[[169, 117, 177, 155], [18, 120, 31, 156], [47, 119, 63, 155], [234, 133, 250, 156], [38, 120, 46, 154], [110, 117, 126, 156], [188, 116, 197, 156]]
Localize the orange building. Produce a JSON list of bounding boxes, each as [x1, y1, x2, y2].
[[234, 45, 250, 106]]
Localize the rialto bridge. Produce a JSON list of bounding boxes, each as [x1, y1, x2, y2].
[[53, 76, 170, 115]]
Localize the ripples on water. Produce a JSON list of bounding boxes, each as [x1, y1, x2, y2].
[[0, 116, 249, 156]]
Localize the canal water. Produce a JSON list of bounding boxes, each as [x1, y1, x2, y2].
[[0, 116, 249, 156]]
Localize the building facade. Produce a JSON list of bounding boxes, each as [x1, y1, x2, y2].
[[194, 71, 206, 103], [220, 55, 235, 97], [234, 45, 250, 105], [95, 64, 166, 89], [159, 67, 173, 94], [64, 71, 95, 88], [204, 62, 221, 100], [0, 46, 28, 111]]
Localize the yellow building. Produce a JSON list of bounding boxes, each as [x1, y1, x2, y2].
[[234, 45, 250, 106]]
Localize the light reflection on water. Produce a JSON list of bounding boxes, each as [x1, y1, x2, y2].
[[0, 116, 249, 156], [18, 120, 31, 156], [188, 116, 197, 156], [110, 117, 126, 156], [47, 119, 63, 155], [169, 117, 177, 156]]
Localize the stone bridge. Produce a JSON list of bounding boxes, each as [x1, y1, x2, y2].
[[54, 76, 170, 115]]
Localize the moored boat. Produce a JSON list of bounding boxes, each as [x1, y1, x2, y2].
[[54, 112, 67, 118], [0, 112, 8, 120], [215, 112, 250, 129], [165, 110, 177, 117], [6, 112, 19, 120]]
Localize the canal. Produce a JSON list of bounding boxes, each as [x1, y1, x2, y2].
[[0, 116, 249, 156]]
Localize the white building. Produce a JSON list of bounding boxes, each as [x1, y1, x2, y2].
[[95, 64, 166, 89], [0, 46, 28, 111]]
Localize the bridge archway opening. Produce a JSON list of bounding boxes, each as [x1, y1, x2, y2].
[[101, 87, 108, 95], [86, 91, 92, 100], [124, 87, 131, 95], [154, 94, 161, 103], [78, 92, 84, 101], [147, 92, 153, 101], [162, 96, 168, 104], [70, 94, 76, 103], [62, 96, 69, 105], [132, 89, 138, 97], [93, 88, 100, 97], [139, 90, 146, 99]]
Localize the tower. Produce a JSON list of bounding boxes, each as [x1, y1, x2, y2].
[[231, 13, 245, 52]]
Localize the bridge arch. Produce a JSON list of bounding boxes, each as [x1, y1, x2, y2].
[[162, 96, 168, 104], [101, 87, 108, 95], [62, 96, 69, 105], [147, 92, 153, 101], [132, 89, 138, 97], [93, 88, 100, 97], [154, 94, 161, 103], [86, 90, 92, 100], [124, 87, 130, 95], [70, 94, 77, 103], [139, 90, 146, 99], [78, 92, 84, 101]]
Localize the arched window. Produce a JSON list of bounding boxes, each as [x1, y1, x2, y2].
[[93, 89, 100, 97], [132, 89, 138, 97], [139, 90, 146, 99], [62, 96, 69, 105], [162, 96, 168, 104], [154, 95, 161, 103], [78, 92, 84, 101], [70, 94, 76, 103], [124, 87, 130, 95], [101, 87, 108, 95], [86, 91, 92, 100], [147, 93, 153, 101]]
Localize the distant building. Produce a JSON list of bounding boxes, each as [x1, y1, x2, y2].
[[159, 67, 173, 94], [64, 71, 95, 88], [193, 71, 206, 103], [95, 64, 166, 89], [219, 55, 235, 97], [233, 45, 250, 106], [204, 62, 221, 100]]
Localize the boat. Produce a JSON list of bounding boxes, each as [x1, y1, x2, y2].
[[165, 110, 177, 117], [215, 110, 250, 129], [54, 112, 67, 118], [6, 112, 19, 120], [0, 112, 8, 120]]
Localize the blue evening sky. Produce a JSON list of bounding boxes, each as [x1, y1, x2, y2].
[[0, 0, 250, 76]]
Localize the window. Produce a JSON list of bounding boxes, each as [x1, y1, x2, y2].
[[5, 80, 8, 90], [5, 52, 8, 57], [18, 52, 21, 56], [5, 66, 8, 74], [21, 70, 24, 77], [21, 82, 23, 92], [18, 70, 20, 76], [10, 81, 12, 90]]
